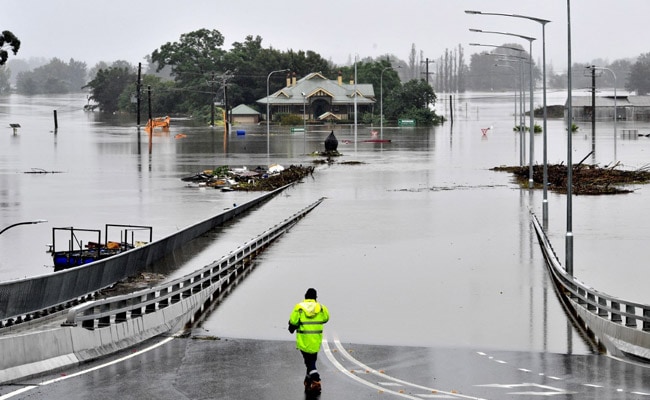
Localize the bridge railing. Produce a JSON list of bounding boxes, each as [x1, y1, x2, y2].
[[63, 197, 324, 329], [0, 185, 291, 327], [531, 212, 650, 358]]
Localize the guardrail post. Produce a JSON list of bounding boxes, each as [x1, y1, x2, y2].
[[576, 287, 586, 305], [610, 301, 622, 323], [625, 305, 637, 328], [643, 308, 650, 332]]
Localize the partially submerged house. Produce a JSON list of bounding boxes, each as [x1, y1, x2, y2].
[[231, 104, 261, 124], [257, 72, 375, 123], [568, 94, 650, 121]]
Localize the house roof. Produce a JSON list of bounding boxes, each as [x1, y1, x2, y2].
[[231, 104, 260, 115], [567, 94, 650, 107], [257, 72, 376, 106]]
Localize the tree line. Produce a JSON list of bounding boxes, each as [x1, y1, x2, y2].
[[4, 27, 650, 122]]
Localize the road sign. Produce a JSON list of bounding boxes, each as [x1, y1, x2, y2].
[[398, 119, 415, 127]]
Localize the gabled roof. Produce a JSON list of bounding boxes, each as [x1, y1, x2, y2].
[[257, 72, 375, 106], [231, 104, 260, 115]]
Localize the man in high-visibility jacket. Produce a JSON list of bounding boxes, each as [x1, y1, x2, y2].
[[288, 288, 330, 393]]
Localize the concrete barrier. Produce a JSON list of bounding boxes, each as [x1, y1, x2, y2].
[[531, 212, 650, 361], [0, 198, 324, 384], [0, 185, 291, 325]]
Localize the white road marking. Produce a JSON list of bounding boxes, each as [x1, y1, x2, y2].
[[0, 336, 176, 399], [324, 336, 485, 399]]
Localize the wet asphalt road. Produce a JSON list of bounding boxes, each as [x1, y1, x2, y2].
[[2, 330, 650, 400]]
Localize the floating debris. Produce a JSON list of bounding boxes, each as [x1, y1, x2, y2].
[[181, 164, 315, 191], [492, 163, 650, 195]]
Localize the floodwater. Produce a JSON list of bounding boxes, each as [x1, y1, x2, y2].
[[1, 91, 650, 356]]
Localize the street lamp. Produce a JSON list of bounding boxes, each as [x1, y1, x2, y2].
[[587, 66, 618, 160], [467, 10, 551, 225], [301, 91, 307, 155], [0, 219, 47, 236], [470, 43, 527, 165], [494, 63, 519, 131], [380, 66, 400, 141], [266, 68, 290, 158], [470, 28, 536, 189], [566, 0, 574, 274]]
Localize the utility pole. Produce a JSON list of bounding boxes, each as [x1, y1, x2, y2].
[[421, 58, 435, 84], [136, 63, 142, 126], [207, 72, 217, 127]]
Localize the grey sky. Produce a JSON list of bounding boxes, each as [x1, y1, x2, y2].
[[4, 0, 649, 71]]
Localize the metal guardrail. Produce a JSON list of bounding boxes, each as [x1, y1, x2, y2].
[[63, 197, 325, 329], [531, 212, 650, 359], [0, 186, 290, 326]]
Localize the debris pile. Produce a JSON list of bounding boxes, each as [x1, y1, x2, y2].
[[181, 164, 315, 191], [492, 163, 650, 195]]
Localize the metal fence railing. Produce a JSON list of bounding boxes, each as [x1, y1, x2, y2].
[[63, 197, 324, 330], [0, 185, 291, 326], [531, 212, 650, 360]]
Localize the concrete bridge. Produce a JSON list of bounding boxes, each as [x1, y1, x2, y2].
[[0, 189, 323, 384]]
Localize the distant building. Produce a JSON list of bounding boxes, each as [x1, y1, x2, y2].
[[257, 72, 375, 123], [231, 104, 261, 124], [568, 95, 650, 121]]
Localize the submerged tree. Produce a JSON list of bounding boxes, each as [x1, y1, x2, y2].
[[0, 31, 20, 65]]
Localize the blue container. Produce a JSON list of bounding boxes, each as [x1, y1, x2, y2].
[[236, 130, 246, 136]]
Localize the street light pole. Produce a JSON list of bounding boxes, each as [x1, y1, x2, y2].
[[380, 66, 394, 141], [0, 219, 47, 236], [470, 28, 536, 186], [467, 10, 551, 220], [470, 43, 526, 165], [266, 68, 290, 159], [588, 66, 618, 161], [566, 0, 574, 275], [302, 91, 307, 155]]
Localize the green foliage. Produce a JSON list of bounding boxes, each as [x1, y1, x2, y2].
[[534, 124, 542, 133], [0, 31, 20, 65], [279, 113, 303, 126], [84, 66, 136, 113], [626, 53, 650, 95], [383, 79, 440, 126], [0, 66, 10, 94], [16, 58, 87, 94]]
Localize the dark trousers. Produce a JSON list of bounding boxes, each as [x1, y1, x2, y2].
[[300, 351, 320, 381]]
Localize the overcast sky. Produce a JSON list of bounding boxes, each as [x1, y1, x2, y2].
[[4, 0, 650, 72]]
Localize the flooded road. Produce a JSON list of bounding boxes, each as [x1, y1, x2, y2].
[[1, 91, 650, 356]]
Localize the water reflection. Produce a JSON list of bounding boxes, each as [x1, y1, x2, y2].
[[2, 92, 650, 356]]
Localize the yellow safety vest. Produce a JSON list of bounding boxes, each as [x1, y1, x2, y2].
[[289, 299, 329, 353]]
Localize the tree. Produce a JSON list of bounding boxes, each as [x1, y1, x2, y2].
[[15, 58, 87, 94], [0, 66, 10, 94], [0, 31, 20, 65], [626, 53, 650, 95], [151, 29, 227, 113], [84, 66, 136, 113], [384, 79, 441, 125]]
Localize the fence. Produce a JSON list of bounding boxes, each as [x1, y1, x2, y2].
[[0, 185, 290, 325], [531, 213, 650, 361]]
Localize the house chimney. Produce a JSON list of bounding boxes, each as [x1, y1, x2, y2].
[[286, 73, 291, 87], [292, 72, 297, 87], [338, 71, 342, 86], [349, 76, 354, 85]]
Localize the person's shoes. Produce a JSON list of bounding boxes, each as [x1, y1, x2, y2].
[[304, 377, 311, 392], [309, 380, 321, 393]]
